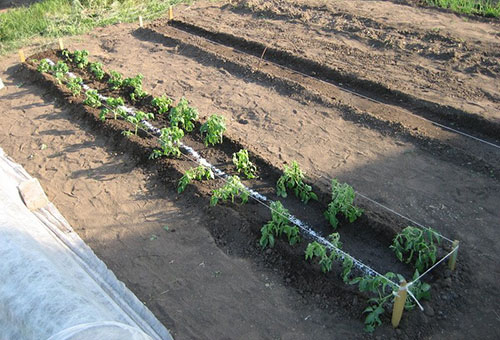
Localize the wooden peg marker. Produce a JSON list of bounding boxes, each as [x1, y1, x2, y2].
[[19, 50, 26, 62], [139, 16, 143, 27], [448, 240, 459, 271], [168, 6, 173, 20], [391, 280, 407, 328], [58, 38, 64, 50]]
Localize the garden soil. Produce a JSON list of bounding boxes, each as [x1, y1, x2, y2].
[[0, 1, 499, 339]]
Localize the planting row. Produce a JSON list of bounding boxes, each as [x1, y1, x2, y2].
[[27, 49, 452, 332]]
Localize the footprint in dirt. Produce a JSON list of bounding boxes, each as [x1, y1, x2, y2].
[[100, 39, 118, 53]]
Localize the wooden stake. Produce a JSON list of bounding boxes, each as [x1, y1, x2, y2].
[[58, 38, 64, 50], [139, 16, 143, 27], [391, 280, 407, 328], [168, 6, 173, 20], [448, 240, 459, 271], [19, 50, 26, 63]]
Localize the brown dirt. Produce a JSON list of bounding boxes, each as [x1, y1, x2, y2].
[[0, 1, 499, 339]]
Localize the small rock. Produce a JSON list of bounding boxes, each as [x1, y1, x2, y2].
[[419, 313, 429, 324], [352, 296, 358, 306], [285, 278, 291, 284], [265, 248, 272, 255], [423, 302, 435, 317]]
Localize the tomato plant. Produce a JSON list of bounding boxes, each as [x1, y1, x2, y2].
[[124, 110, 153, 136], [390, 226, 441, 272], [200, 114, 226, 146], [89, 61, 105, 80], [169, 97, 198, 132], [276, 161, 317, 203], [210, 175, 248, 206], [99, 108, 109, 122], [404, 270, 431, 310], [66, 76, 82, 96], [260, 201, 300, 249], [232, 149, 257, 179], [122, 74, 147, 101], [108, 70, 123, 90], [52, 61, 69, 84], [324, 179, 363, 229], [83, 89, 101, 108], [177, 165, 214, 193], [304, 233, 342, 273], [72, 50, 89, 69], [150, 126, 184, 158], [37, 59, 51, 73], [351, 273, 397, 332], [152, 95, 173, 115]]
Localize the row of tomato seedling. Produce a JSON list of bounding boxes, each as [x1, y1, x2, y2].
[[31, 49, 444, 332]]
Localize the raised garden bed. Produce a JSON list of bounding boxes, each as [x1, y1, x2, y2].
[[23, 48, 459, 335]]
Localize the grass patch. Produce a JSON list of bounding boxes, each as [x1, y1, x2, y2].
[[423, 0, 500, 17], [0, 0, 192, 55]]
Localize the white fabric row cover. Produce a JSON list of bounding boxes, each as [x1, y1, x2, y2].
[[0, 147, 172, 340]]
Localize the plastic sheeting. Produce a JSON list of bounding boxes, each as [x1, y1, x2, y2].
[[0, 147, 172, 340]]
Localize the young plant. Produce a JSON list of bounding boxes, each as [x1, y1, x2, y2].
[[200, 114, 226, 146], [304, 234, 342, 273], [232, 149, 257, 179], [152, 95, 173, 115], [177, 165, 214, 193], [276, 161, 317, 204], [404, 270, 431, 310], [125, 110, 153, 136], [150, 126, 184, 158], [89, 61, 105, 80], [390, 226, 441, 272], [37, 59, 51, 73], [351, 272, 398, 333], [324, 179, 363, 229], [102, 97, 125, 120], [108, 70, 123, 90], [122, 74, 147, 101], [169, 97, 198, 132], [99, 108, 109, 122], [341, 256, 354, 284], [116, 107, 128, 120], [260, 201, 300, 249], [61, 49, 72, 62], [122, 130, 133, 138], [83, 89, 101, 108], [72, 49, 89, 69], [210, 175, 248, 206], [52, 61, 69, 84], [66, 76, 82, 96]]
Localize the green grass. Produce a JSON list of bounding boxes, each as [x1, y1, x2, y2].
[[0, 0, 191, 55], [424, 0, 500, 17]]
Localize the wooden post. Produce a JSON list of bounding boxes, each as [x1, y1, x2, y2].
[[168, 6, 173, 20], [391, 280, 407, 328], [19, 50, 25, 63], [58, 38, 64, 50], [139, 16, 143, 27], [448, 240, 459, 271]]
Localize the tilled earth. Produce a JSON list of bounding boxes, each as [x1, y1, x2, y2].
[[0, 1, 499, 339]]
